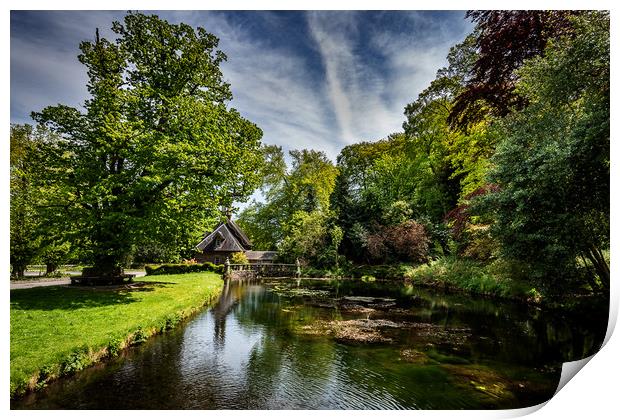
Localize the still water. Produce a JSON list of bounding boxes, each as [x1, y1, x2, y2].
[[12, 278, 607, 409]]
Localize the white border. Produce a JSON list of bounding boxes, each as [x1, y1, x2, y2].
[[3, 2, 618, 419]]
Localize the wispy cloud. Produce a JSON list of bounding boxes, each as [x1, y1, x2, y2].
[[11, 10, 472, 164], [306, 11, 472, 151]]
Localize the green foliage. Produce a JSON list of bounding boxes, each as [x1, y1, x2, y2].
[[106, 338, 124, 358], [161, 314, 183, 332], [278, 210, 342, 267], [230, 252, 249, 264], [331, 134, 418, 261], [10, 125, 45, 277], [478, 12, 609, 292], [60, 347, 93, 376], [405, 257, 533, 300], [31, 12, 263, 275], [35, 365, 56, 390], [345, 264, 415, 280], [131, 237, 186, 264], [144, 262, 224, 276], [130, 327, 149, 346], [238, 147, 340, 266], [39, 241, 72, 274]]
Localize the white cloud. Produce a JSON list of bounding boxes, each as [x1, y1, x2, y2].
[[11, 10, 471, 162], [304, 11, 472, 154]]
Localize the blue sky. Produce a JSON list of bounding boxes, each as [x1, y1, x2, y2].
[[11, 10, 472, 161]]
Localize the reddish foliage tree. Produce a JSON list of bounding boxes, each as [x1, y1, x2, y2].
[[444, 184, 500, 239], [448, 10, 580, 129], [366, 221, 430, 263]]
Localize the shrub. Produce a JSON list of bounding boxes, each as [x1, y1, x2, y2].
[[131, 327, 149, 345], [107, 338, 124, 357], [230, 252, 249, 264], [161, 313, 182, 332], [144, 262, 224, 276], [366, 220, 430, 263]]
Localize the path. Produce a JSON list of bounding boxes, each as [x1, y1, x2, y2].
[[10, 270, 146, 290]]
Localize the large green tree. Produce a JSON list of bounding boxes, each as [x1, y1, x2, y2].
[[480, 12, 609, 291], [33, 13, 263, 276]]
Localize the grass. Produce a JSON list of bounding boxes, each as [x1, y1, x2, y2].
[[10, 272, 223, 398], [403, 257, 536, 301]]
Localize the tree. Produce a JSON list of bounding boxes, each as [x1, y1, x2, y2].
[[278, 210, 342, 267], [479, 12, 609, 291], [449, 10, 581, 129], [330, 134, 413, 261], [238, 147, 339, 251], [10, 125, 43, 277], [230, 252, 249, 265], [33, 12, 263, 277]]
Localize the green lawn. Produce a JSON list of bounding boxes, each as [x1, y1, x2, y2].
[[10, 272, 223, 397]]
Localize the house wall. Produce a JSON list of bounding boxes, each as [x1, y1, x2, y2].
[[195, 251, 234, 265]]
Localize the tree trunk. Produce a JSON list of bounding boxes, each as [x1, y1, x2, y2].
[[580, 252, 601, 291], [11, 264, 26, 279], [45, 263, 58, 275], [585, 245, 610, 291]]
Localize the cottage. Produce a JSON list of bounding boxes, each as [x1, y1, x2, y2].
[[195, 218, 277, 264]]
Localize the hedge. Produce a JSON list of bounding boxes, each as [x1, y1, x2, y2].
[[144, 262, 224, 276]]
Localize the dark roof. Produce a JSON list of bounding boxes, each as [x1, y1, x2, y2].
[[226, 219, 252, 249], [245, 251, 278, 261], [196, 220, 252, 252]]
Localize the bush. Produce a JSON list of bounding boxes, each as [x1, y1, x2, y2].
[[366, 220, 430, 263], [131, 327, 149, 345], [144, 262, 224, 276], [107, 338, 124, 358], [60, 347, 92, 376], [346, 264, 413, 280], [230, 252, 249, 264]]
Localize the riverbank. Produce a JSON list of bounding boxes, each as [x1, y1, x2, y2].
[[10, 272, 223, 398], [301, 257, 606, 305]]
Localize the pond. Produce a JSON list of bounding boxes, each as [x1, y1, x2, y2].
[[12, 278, 608, 409]]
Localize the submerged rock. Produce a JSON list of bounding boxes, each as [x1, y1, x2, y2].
[[297, 318, 410, 343], [399, 349, 433, 364], [444, 364, 518, 404], [339, 303, 376, 314]]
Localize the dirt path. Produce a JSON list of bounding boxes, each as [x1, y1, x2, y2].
[[10, 271, 146, 290], [10, 278, 72, 289]]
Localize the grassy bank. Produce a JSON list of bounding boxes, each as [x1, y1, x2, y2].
[[10, 272, 223, 398], [402, 258, 537, 301]]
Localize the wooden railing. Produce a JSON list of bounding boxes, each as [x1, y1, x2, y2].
[[224, 259, 301, 280]]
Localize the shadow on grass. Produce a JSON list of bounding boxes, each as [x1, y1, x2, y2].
[[10, 281, 175, 311]]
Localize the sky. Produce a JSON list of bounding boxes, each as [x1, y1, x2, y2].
[[10, 10, 473, 162]]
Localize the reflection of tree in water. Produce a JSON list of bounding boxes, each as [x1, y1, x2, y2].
[[239, 324, 338, 408], [204, 279, 607, 408], [209, 280, 337, 408], [236, 279, 606, 369], [210, 281, 245, 348]]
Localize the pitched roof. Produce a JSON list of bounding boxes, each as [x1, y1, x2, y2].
[[226, 219, 252, 249], [196, 219, 252, 252], [245, 251, 278, 261]]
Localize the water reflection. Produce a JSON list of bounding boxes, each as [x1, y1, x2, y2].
[[12, 278, 607, 410]]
